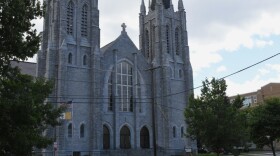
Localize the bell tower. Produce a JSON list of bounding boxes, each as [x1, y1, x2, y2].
[[37, 0, 100, 78], [139, 0, 194, 154], [37, 0, 101, 153]]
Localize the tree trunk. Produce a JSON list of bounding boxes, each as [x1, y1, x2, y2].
[[271, 140, 276, 156]]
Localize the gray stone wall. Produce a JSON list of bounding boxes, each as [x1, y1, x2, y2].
[[35, 0, 195, 156]]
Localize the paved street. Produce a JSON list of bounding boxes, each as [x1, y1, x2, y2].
[[239, 151, 280, 156]]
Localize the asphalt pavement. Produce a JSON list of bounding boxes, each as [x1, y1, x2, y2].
[[238, 151, 280, 156]]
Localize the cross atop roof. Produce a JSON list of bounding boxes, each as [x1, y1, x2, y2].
[[121, 23, 127, 32]]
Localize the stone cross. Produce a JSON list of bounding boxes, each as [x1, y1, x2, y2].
[[121, 23, 127, 32]]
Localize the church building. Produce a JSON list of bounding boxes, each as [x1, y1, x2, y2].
[[37, 0, 195, 155]]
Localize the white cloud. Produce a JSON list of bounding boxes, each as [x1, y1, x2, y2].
[[266, 64, 280, 72], [187, 1, 280, 73], [258, 68, 270, 76], [190, 48, 222, 70], [216, 66, 227, 73], [255, 39, 273, 48]]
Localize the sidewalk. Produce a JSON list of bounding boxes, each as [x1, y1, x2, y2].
[[238, 151, 280, 156]]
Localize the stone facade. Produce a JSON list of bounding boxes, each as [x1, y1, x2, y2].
[[36, 0, 195, 155]]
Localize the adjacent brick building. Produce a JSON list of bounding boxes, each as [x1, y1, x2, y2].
[[230, 83, 280, 107]]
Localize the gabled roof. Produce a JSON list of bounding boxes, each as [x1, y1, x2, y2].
[[101, 30, 138, 54], [10, 60, 37, 77]]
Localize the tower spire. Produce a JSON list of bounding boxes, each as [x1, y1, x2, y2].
[[151, 0, 156, 10], [150, 0, 171, 10], [170, 0, 174, 11], [178, 0, 184, 10], [140, 0, 146, 14]]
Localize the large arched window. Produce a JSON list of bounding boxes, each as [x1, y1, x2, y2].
[[67, 1, 74, 35], [80, 124, 85, 138], [117, 62, 133, 112], [166, 25, 170, 53], [120, 126, 131, 149], [81, 4, 88, 37], [175, 27, 180, 55], [68, 123, 72, 138], [108, 62, 141, 112], [103, 125, 110, 149], [145, 30, 149, 58], [140, 127, 150, 148]]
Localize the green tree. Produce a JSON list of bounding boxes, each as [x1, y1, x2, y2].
[[0, 0, 64, 155], [0, 73, 64, 155], [250, 97, 280, 156], [185, 78, 248, 156], [0, 0, 42, 76], [232, 95, 244, 109]]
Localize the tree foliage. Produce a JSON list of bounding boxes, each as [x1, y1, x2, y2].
[[185, 78, 249, 155], [0, 0, 43, 76], [0, 73, 64, 155], [0, 0, 64, 155], [250, 97, 280, 156]]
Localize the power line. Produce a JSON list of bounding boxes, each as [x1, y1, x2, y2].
[[158, 52, 280, 98], [22, 52, 280, 112], [37, 100, 186, 112]]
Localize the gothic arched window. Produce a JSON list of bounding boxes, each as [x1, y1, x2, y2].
[[179, 69, 182, 78], [68, 123, 72, 138], [140, 127, 150, 148], [67, 1, 74, 35], [108, 72, 113, 111], [81, 4, 88, 37], [103, 125, 110, 149], [68, 53, 72, 64], [145, 30, 149, 58], [181, 126, 184, 138], [80, 124, 85, 138], [175, 27, 180, 55], [166, 25, 170, 53], [120, 126, 131, 149], [152, 25, 156, 59], [108, 62, 141, 112], [173, 126, 176, 138], [116, 62, 133, 112], [83, 55, 87, 66], [136, 74, 142, 113]]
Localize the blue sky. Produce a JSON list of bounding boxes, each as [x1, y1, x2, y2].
[[32, 0, 280, 96]]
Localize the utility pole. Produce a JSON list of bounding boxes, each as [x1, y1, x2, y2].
[[146, 66, 161, 156]]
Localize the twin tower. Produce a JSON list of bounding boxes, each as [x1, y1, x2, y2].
[[37, 0, 195, 155]]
